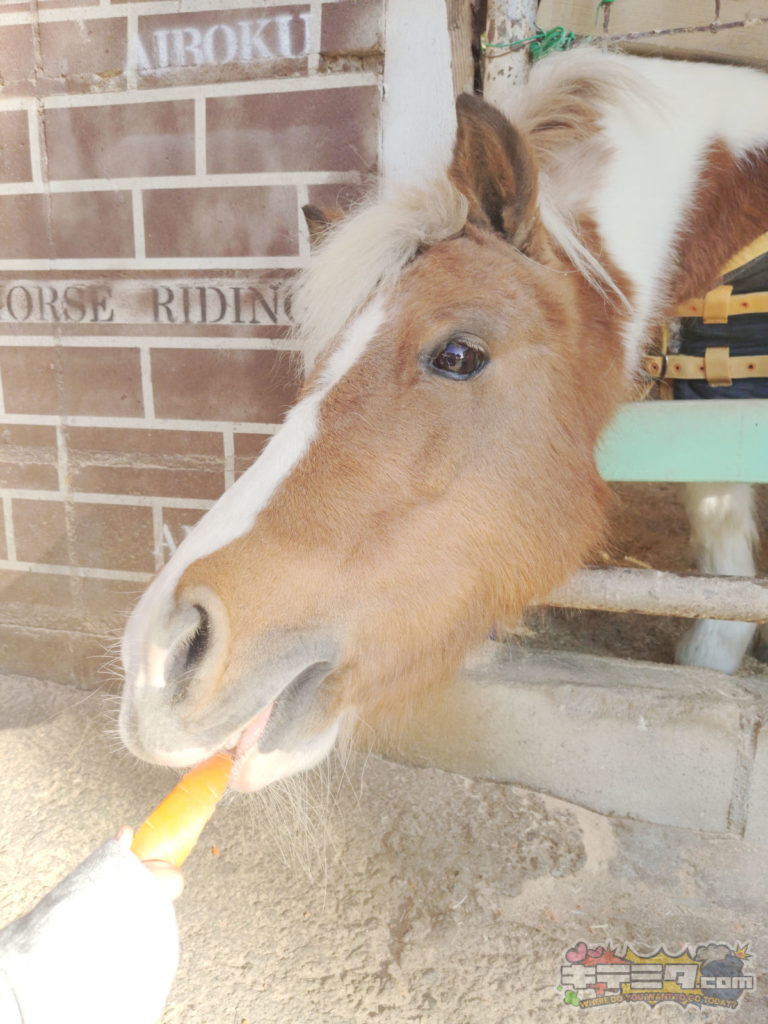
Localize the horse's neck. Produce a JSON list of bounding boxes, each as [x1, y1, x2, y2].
[[587, 57, 768, 373]]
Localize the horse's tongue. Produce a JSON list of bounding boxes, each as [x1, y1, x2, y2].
[[235, 702, 274, 757]]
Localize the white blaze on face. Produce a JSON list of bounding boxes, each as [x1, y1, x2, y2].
[[120, 296, 387, 693]]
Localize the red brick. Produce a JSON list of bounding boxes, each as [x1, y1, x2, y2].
[[65, 425, 225, 499], [143, 186, 298, 258], [233, 431, 271, 477], [307, 181, 371, 217], [0, 346, 144, 417], [0, 624, 79, 686], [206, 86, 379, 174], [77, 572, 139, 618], [71, 629, 124, 690], [0, 192, 134, 260], [0, 566, 124, 686], [51, 191, 135, 259], [0, 20, 126, 98], [0, 623, 113, 690], [0, 25, 36, 97], [38, 19, 128, 95], [2, 0, 99, 11], [12, 497, 155, 572], [0, 567, 76, 628], [321, 0, 383, 54], [71, 502, 155, 573], [0, 424, 59, 490], [12, 498, 69, 565], [0, 195, 51, 260], [136, 7, 309, 88], [0, 111, 33, 183], [160, 506, 206, 564], [0, 567, 130, 687], [45, 101, 195, 180], [151, 348, 299, 422]]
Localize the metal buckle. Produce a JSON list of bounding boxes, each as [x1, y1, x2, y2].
[[645, 352, 668, 381]]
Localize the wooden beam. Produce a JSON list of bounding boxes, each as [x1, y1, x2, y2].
[[445, 0, 476, 97], [544, 566, 768, 622], [482, 0, 537, 99]]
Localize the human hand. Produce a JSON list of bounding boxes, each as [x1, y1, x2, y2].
[[115, 826, 185, 900]]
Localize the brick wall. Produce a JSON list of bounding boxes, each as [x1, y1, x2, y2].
[[0, 0, 383, 687]]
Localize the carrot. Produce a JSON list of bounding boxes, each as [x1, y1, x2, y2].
[[130, 751, 232, 867]]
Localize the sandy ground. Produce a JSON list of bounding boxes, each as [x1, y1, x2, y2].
[[1, 669, 766, 1024], [1, 481, 766, 1022]]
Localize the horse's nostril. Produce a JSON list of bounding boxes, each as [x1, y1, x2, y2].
[[165, 602, 212, 702], [184, 604, 210, 673]]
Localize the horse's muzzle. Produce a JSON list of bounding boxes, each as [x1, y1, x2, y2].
[[119, 584, 341, 783]]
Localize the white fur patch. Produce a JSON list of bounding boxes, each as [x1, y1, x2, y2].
[[586, 55, 768, 373], [676, 482, 759, 673], [122, 297, 387, 686], [508, 49, 768, 375]]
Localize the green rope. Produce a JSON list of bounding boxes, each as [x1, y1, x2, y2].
[[480, 0, 614, 61], [481, 26, 582, 62], [531, 26, 579, 60]]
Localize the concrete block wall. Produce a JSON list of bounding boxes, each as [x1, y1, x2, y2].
[[0, 0, 383, 687], [379, 644, 768, 843]]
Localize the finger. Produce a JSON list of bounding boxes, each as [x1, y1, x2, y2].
[[115, 825, 134, 849], [142, 859, 185, 901]]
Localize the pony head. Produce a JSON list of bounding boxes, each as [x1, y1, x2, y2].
[[120, 92, 625, 790]]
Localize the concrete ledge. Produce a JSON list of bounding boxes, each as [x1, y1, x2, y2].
[[376, 644, 767, 840]]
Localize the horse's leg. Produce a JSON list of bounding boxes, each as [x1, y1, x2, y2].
[[675, 482, 758, 673]]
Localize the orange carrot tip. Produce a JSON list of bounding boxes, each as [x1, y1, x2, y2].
[[130, 751, 232, 868]]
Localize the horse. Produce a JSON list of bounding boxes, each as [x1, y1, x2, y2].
[[119, 47, 768, 791]]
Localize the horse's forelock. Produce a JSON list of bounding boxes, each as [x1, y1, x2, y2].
[[291, 181, 469, 375]]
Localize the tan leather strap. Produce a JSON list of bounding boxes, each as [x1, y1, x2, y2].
[[704, 346, 732, 386], [719, 230, 768, 277], [675, 287, 768, 322], [642, 350, 768, 384]]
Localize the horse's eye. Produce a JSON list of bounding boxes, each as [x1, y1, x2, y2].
[[428, 338, 488, 379]]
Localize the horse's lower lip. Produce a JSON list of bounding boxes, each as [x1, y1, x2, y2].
[[234, 701, 275, 759]]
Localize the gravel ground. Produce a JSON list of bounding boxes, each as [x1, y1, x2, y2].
[[1, 671, 766, 1024]]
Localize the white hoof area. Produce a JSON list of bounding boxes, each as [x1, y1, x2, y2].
[[675, 618, 756, 674]]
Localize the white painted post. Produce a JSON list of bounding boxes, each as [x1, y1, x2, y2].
[[483, 0, 537, 101], [381, 0, 457, 188]]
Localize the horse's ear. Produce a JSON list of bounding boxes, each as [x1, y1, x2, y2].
[[302, 204, 342, 249], [450, 93, 541, 254]]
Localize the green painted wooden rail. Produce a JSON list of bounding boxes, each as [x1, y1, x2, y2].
[[596, 399, 768, 482]]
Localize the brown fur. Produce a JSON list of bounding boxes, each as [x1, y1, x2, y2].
[[180, 120, 628, 735], [669, 143, 768, 305]]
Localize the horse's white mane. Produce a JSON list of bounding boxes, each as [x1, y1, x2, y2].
[[511, 47, 656, 304], [292, 182, 468, 374], [292, 49, 653, 373]]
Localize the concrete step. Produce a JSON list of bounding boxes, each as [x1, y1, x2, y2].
[[374, 643, 768, 844]]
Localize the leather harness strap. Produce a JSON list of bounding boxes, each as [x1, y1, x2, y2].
[[644, 231, 768, 390], [674, 286, 768, 323], [643, 350, 768, 383]]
